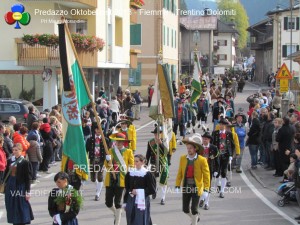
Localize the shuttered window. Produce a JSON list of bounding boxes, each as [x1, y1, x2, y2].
[[130, 24, 142, 45], [129, 63, 142, 86]]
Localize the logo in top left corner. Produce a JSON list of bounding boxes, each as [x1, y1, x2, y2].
[[4, 4, 31, 29]]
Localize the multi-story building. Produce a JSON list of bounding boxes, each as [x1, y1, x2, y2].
[[247, 18, 273, 83], [122, 0, 179, 97], [0, 0, 131, 110], [267, 4, 300, 80], [214, 20, 239, 69], [180, 15, 238, 78]]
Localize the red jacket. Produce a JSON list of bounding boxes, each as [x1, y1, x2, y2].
[[0, 148, 7, 171], [40, 123, 51, 133], [13, 132, 30, 156]]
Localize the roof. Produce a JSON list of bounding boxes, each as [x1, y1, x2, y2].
[[180, 16, 218, 30], [248, 18, 270, 30], [217, 20, 239, 34], [266, 4, 299, 16]]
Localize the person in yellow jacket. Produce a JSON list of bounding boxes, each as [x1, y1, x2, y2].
[[104, 132, 134, 225], [116, 119, 136, 153], [167, 131, 177, 166], [175, 136, 210, 225]]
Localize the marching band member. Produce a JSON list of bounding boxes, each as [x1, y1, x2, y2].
[[104, 132, 134, 225], [196, 93, 209, 131], [199, 132, 219, 210], [175, 136, 210, 225], [86, 122, 109, 201], [211, 119, 234, 198], [116, 119, 136, 153], [146, 126, 169, 205]]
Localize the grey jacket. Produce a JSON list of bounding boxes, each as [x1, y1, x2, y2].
[[27, 140, 42, 163]]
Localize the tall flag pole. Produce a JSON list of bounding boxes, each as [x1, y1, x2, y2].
[[58, 23, 114, 180], [190, 52, 202, 103]]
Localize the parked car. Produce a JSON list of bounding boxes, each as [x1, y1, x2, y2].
[[0, 99, 39, 125], [0, 85, 11, 98]]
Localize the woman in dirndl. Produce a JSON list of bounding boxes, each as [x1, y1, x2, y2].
[[5, 143, 34, 224], [48, 172, 82, 225], [124, 154, 156, 225]]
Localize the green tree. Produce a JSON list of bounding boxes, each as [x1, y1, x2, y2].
[[217, 0, 249, 49]]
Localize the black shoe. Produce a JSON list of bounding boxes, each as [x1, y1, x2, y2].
[[236, 169, 242, 173], [226, 182, 231, 187], [273, 173, 278, 176], [199, 200, 204, 208], [192, 129, 195, 134], [219, 192, 224, 198], [160, 199, 165, 205], [295, 216, 300, 220], [274, 174, 282, 177], [152, 193, 156, 199], [204, 204, 209, 210], [95, 195, 100, 201]]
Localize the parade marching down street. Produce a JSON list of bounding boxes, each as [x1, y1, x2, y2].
[[2, 1, 300, 224], [1, 80, 300, 225]]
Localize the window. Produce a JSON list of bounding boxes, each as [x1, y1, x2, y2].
[[284, 17, 300, 30], [174, 30, 177, 48], [171, 29, 173, 48], [163, 26, 166, 46], [129, 63, 142, 86], [167, 27, 169, 46], [68, 20, 87, 34], [250, 36, 256, 43], [218, 54, 227, 60], [218, 40, 227, 46], [282, 44, 299, 57], [0, 103, 20, 113], [130, 24, 141, 45], [115, 17, 123, 47]]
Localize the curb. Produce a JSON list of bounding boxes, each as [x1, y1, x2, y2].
[[248, 167, 267, 188]]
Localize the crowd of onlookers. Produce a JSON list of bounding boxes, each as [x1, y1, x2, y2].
[[0, 105, 63, 185], [246, 90, 300, 183]]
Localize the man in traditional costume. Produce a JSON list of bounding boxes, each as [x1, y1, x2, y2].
[[175, 136, 210, 225], [199, 132, 219, 210], [211, 119, 234, 198], [116, 119, 136, 153], [146, 126, 169, 205], [86, 122, 109, 201], [104, 132, 134, 225]]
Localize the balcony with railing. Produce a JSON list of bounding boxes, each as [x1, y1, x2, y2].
[[16, 38, 98, 67]]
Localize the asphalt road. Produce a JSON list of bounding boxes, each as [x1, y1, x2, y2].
[[0, 82, 299, 225]]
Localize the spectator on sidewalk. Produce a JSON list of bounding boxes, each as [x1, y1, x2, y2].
[[13, 126, 30, 157], [3, 127, 13, 159], [27, 105, 39, 130], [272, 90, 282, 118], [262, 112, 275, 170], [293, 149, 300, 222], [276, 117, 295, 177], [27, 135, 42, 184], [109, 96, 120, 125], [247, 111, 261, 169], [0, 136, 7, 183], [272, 118, 283, 177], [132, 90, 142, 120], [234, 113, 247, 173]]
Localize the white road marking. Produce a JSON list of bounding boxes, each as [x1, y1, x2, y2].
[[0, 211, 3, 220], [44, 173, 56, 179], [240, 169, 298, 225], [136, 120, 154, 131]]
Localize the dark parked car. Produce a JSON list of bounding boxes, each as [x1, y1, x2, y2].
[[0, 99, 39, 125]]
